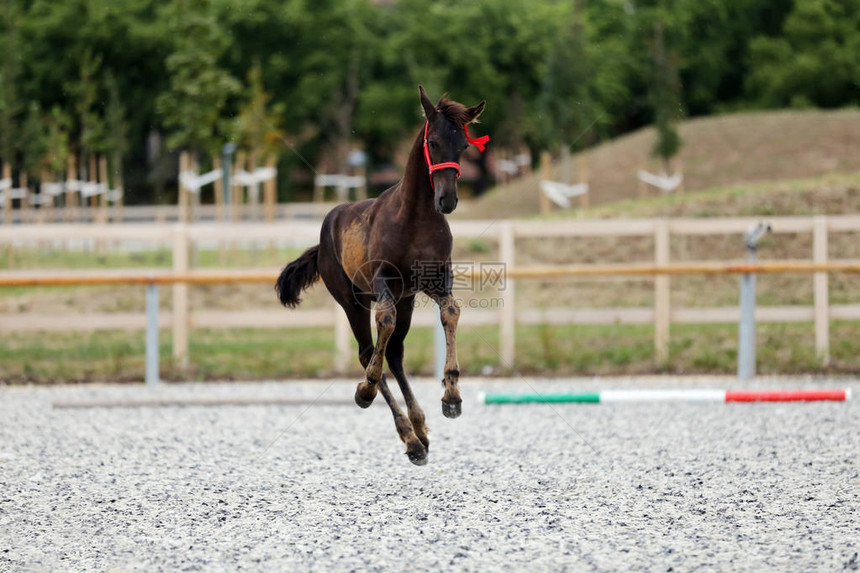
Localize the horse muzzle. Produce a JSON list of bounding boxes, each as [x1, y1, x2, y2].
[[433, 175, 459, 214], [435, 193, 458, 214]]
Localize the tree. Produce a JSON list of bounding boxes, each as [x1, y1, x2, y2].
[[73, 50, 105, 169], [286, 0, 381, 174], [43, 106, 71, 178], [104, 72, 129, 184], [746, 0, 860, 108], [639, 2, 684, 174], [0, 1, 21, 167], [156, 0, 239, 156], [385, 0, 565, 193], [232, 62, 285, 162], [540, 1, 592, 153], [20, 102, 46, 179], [4, 0, 859, 204]]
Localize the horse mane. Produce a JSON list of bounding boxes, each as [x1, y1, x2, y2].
[[435, 95, 473, 125]]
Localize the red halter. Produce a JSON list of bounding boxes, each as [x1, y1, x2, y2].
[[423, 120, 490, 189]]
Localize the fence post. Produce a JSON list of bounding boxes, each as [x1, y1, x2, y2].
[[213, 156, 224, 222], [249, 151, 260, 221], [233, 151, 245, 223], [539, 152, 552, 214], [172, 224, 189, 369], [145, 283, 160, 386], [2, 164, 11, 225], [654, 219, 670, 364], [221, 142, 236, 223], [89, 156, 98, 215], [334, 303, 351, 374], [357, 164, 368, 201], [178, 152, 188, 223], [500, 222, 516, 367], [578, 154, 589, 210], [114, 157, 124, 224], [98, 156, 109, 224], [19, 172, 29, 224], [813, 216, 830, 366], [66, 155, 78, 222], [264, 155, 277, 223], [737, 257, 757, 380], [190, 155, 201, 220]]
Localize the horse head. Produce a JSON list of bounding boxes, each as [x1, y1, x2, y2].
[[419, 86, 486, 214]]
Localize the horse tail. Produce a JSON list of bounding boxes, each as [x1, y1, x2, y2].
[[275, 245, 320, 308]]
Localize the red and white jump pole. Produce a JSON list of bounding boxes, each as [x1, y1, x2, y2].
[[481, 388, 852, 405]]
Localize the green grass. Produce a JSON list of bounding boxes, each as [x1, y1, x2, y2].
[[1, 248, 173, 271], [0, 245, 305, 272], [3, 322, 858, 384]]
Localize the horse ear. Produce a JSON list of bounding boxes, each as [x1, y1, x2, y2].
[[465, 100, 486, 123], [418, 86, 436, 120]]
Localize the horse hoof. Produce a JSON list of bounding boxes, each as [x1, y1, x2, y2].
[[442, 400, 462, 419], [407, 449, 428, 466], [354, 385, 376, 409]]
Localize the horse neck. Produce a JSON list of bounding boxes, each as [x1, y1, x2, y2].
[[398, 128, 438, 218]]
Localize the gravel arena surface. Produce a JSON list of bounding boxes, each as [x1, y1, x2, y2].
[[1, 377, 858, 572]]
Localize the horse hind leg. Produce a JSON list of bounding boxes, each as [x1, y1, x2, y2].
[[342, 301, 375, 406], [354, 292, 396, 408], [385, 304, 429, 451], [378, 374, 427, 466], [341, 296, 425, 465]]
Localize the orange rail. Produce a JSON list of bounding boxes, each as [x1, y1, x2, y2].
[[1, 261, 859, 287], [506, 261, 860, 279]]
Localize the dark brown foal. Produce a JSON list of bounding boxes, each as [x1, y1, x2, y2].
[[276, 86, 487, 465]]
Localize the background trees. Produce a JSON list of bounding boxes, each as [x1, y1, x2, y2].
[[0, 0, 856, 201]]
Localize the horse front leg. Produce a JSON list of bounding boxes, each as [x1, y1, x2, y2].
[[435, 293, 462, 418], [354, 292, 396, 408]]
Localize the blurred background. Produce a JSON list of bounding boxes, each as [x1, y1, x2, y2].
[[1, 0, 859, 383]]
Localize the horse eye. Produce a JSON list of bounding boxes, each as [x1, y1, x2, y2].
[[429, 141, 438, 150]]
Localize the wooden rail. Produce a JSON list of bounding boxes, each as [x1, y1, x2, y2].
[[0, 202, 338, 224], [2, 261, 859, 287]]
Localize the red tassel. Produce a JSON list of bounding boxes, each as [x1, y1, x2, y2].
[[464, 125, 490, 152]]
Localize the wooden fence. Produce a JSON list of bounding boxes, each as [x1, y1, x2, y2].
[[1, 215, 859, 370]]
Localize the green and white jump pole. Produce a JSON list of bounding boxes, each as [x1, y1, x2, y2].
[[480, 388, 851, 405]]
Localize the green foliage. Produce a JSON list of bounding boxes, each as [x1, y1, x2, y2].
[[73, 50, 105, 158], [540, 4, 591, 151], [0, 0, 857, 200], [0, 1, 22, 164], [653, 117, 681, 168], [155, 0, 239, 154], [641, 3, 684, 169], [44, 106, 71, 176], [468, 240, 490, 254], [746, 0, 860, 108], [20, 101, 46, 177], [232, 61, 285, 159], [104, 73, 129, 162]]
